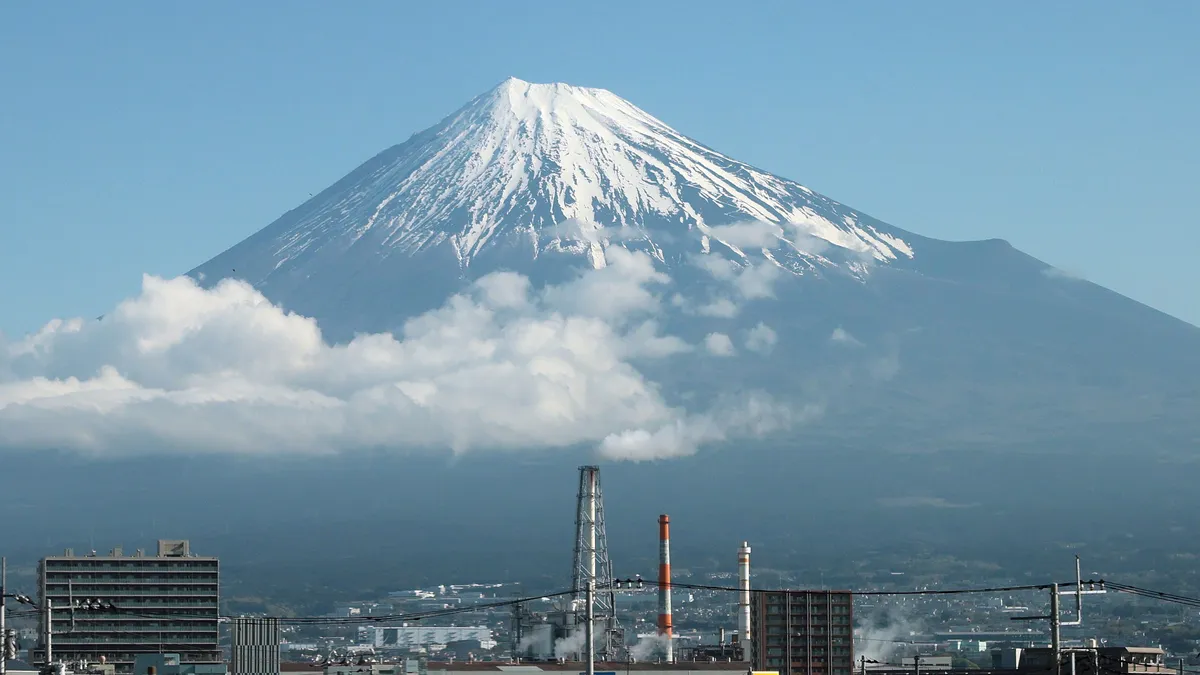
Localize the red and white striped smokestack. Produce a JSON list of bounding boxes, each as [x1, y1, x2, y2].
[[658, 514, 674, 662]]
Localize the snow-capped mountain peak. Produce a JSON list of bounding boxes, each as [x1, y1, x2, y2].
[[195, 78, 916, 307]]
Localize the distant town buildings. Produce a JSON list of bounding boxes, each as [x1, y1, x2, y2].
[[133, 653, 227, 675], [360, 626, 495, 650], [34, 540, 221, 673], [751, 590, 854, 675]]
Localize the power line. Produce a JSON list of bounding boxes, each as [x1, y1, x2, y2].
[[5, 590, 580, 627], [21, 577, 1199, 629], [1105, 582, 1200, 609], [614, 578, 1061, 596]]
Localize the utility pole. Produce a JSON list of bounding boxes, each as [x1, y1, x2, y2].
[[1011, 557, 1105, 675], [1, 563, 34, 675], [1051, 583, 1061, 675], [913, 653, 921, 675], [1, 557, 7, 675]]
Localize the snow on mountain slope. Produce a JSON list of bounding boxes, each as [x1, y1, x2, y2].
[[193, 78, 914, 298]]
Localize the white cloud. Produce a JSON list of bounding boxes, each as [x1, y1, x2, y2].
[[475, 272, 531, 309], [597, 416, 722, 461], [543, 218, 648, 245], [788, 229, 834, 257], [542, 246, 668, 322], [705, 222, 784, 250], [697, 298, 739, 318], [0, 251, 802, 461], [693, 254, 738, 281], [733, 262, 782, 300], [598, 392, 813, 462], [688, 256, 785, 316], [876, 496, 979, 509], [830, 326, 861, 345], [745, 323, 778, 354], [704, 332, 735, 356]]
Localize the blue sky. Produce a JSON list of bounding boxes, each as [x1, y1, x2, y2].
[[1, 1, 1197, 335]]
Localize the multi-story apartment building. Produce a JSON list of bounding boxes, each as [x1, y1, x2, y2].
[[231, 617, 280, 675], [35, 540, 220, 673], [751, 590, 854, 675]]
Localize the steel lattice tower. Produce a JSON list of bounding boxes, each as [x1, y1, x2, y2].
[[572, 465, 624, 661]]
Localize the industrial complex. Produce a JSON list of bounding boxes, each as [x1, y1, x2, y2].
[[0, 466, 1187, 675]]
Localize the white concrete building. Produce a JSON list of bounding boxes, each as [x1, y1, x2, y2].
[[360, 626, 495, 650]]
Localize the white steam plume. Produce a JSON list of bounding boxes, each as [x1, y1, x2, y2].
[[628, 634, 671, 662], [855, 604, 922, 665], [553, 629, 586, 660]]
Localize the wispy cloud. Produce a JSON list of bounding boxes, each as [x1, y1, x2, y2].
[[704, 221, 785, 250], [744, 323, 778, 354], [1042, 265, 1087, 281], [830, 326, 861, 346], [876, 496, 979, 509]]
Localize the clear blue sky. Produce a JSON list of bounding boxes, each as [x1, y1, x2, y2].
[[2, 1, 1197, 335]]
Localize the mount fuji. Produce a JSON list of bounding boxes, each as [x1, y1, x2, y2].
[[5, 79, 1198, 592], [192, 77, 921, 337], [191, 77, 1200, 454]]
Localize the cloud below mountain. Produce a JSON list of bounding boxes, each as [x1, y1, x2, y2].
[[0, 249, 799, 460]]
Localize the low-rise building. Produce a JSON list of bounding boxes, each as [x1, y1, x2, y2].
[[131, 653, 227, 675], [361, 627, 495, 651]]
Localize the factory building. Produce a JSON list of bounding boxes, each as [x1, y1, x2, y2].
[[361, 626, 495, 650], [750, 590, 854, 675], [34, 540, 221, 674]]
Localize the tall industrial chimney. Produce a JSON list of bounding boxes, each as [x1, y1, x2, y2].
[[658, 514, 673, 663], [738, 541, 751, 662]]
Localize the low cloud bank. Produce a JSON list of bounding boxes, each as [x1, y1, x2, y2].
[[0, 249, 799, 460]]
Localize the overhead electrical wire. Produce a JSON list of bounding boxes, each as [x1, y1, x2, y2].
[[1104, 581, 1200, 609], [610, 578, 1062, 596], [11, 577, 1200, 629]]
